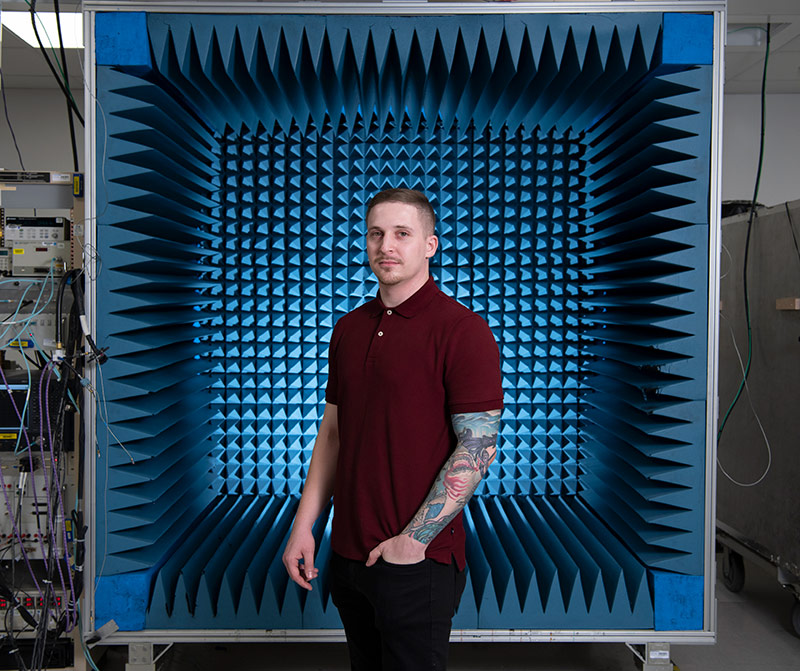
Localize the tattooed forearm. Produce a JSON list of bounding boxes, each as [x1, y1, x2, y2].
[[402, 410, 500, 545]]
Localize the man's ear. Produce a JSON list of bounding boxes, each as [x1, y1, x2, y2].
[[426, 235, 439, 258]]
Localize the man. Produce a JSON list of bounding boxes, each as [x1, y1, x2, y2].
[[282, 188, 503, 670]]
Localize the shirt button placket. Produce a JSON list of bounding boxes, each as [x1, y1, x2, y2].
[[378, 309, 391, 337]]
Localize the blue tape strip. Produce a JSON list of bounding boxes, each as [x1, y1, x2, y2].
[[662, 13, 714, 65], [95, 572, 151, 631], [650, 570, 704, 630], [95, 12, 152, 68]]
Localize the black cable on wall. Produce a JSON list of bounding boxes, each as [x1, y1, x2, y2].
[[29, 1, 84, 127], [718, 22, 771, 442]]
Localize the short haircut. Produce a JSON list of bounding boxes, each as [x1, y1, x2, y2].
[[365, 188, 436, 236]]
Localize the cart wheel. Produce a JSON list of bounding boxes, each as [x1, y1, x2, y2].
[[792, 600, 800, 638], [722, 549, 745, 593]]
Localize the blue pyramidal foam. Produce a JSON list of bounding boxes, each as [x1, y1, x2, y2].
[[93, 10, 712, 632]]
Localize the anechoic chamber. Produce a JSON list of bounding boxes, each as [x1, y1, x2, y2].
[[85, 1, 722, 640]]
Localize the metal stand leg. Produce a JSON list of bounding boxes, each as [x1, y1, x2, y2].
[[628, 642, 673, 670], [643, 643, 673, 670], [126, 642, 155, 671]]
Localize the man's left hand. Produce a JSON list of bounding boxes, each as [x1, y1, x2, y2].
[[366, 534, 427, 566]]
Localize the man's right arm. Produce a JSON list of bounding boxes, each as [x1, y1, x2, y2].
[[281, 402, 339, 591]]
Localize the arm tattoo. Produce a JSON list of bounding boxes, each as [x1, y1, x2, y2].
[[403, 410, 500, 545]]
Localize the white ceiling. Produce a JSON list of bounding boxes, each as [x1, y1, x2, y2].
[[1, 0, 83, 90], [727, 0, 800, 93], [0, 1, 798, 94]]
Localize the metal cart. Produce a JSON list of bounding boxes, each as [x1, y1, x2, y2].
[[718, 200, 800, 638], [717, 523, 800, 637]]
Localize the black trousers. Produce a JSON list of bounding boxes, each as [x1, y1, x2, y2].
[[329, 552, 466, 671]]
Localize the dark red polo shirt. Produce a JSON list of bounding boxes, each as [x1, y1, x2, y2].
[[325, 277, 503, 568]]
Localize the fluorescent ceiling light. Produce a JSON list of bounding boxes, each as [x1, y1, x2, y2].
[[726, 22, 788, 48], [1, 11, 83, 49]]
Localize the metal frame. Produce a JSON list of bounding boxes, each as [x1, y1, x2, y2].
[[88, 628, 717, 646], [82, 0, 725, 645], [83, 5, 100, 641], [83, 1, 727, 16], [705, 0, 725, 644]]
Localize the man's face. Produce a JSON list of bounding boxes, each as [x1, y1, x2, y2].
[[366, 201, 438, 289]]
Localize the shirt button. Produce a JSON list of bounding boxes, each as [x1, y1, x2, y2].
[[378, 331, 384, 337], [386, 310, 393, 315]]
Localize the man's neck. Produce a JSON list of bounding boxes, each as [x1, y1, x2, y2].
[[379, 274, 430, 308]]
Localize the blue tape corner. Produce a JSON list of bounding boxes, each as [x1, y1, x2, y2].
[[650, 570, 704, 630], [95, 572, 151, 631], [662, 13, 714, 65], [95, 12, 152, 68]]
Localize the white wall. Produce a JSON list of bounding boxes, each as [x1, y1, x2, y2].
[[722, 94, 800, 207], [1, 87, 799, 208], [0, 88, 84, 173]]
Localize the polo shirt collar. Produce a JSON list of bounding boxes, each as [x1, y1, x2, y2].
[[368, 276, 439, 318]]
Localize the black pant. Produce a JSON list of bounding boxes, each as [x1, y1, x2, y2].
[[329, 552, 466, 671]]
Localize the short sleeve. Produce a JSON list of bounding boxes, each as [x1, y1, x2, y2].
[[325, 319, 343, 405], [444, 314, 504, 414]]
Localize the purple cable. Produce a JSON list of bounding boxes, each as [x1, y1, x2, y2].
[[25, 375, 49, 566], [37, 366, 55, 559], [43, 364, 78, 630], [38, 366, 60, 618], [0, 366, 43, 598], [40, 366, 71, 628]]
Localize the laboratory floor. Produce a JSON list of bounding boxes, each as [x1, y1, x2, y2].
[[95, 557, 800, 670]]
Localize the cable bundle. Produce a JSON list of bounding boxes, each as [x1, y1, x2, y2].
[[0, 268, 94, 669]]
